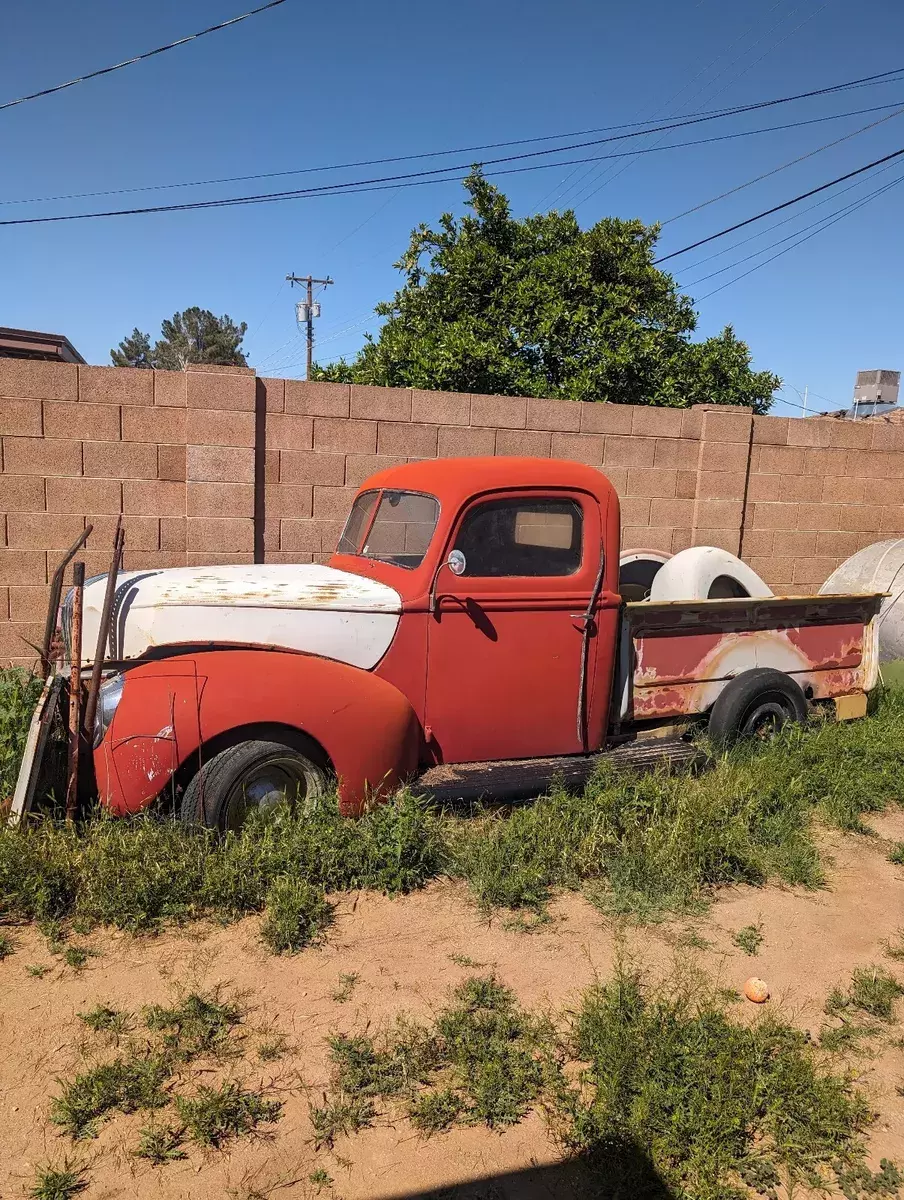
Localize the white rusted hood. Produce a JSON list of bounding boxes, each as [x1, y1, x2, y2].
[[74, 564, 402, 670]]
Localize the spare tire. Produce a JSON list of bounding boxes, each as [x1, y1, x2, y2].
[[708, 668, 808, 745]]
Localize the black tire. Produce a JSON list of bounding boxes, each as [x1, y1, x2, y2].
[[180, 738, 328, 831], [707, 668, 808, 746]]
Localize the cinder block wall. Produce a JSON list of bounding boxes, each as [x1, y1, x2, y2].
[[2, 358, 901, 665]]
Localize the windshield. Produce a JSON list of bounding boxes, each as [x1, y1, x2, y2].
[[337, 489, 440, 568]]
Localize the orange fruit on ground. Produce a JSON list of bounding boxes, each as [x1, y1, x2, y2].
[[744, 977, 769, 1003]]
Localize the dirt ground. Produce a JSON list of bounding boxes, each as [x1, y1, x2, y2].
[[1, 811, 903, 1200]]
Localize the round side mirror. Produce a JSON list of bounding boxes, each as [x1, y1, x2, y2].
[[448, 549, 466, 576]]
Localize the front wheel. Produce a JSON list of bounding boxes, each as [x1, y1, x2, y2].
[[707, 668, 808, 746], [180, 738, 328, 831]]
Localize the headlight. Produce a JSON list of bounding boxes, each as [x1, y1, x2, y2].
[[93, 674, 125, 748]]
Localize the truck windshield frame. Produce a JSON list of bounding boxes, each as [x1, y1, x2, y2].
[[337, 489, 441, 569]]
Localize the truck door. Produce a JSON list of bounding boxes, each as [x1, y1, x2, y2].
[[425, 489, 615, 764]]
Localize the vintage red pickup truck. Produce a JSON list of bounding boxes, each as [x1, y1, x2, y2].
[[13, 457, 883, 828]]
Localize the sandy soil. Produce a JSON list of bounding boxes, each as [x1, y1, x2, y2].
[[1, 811, 903, 1200]]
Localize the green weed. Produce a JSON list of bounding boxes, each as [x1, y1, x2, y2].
[[559, 963, 876, 1199], [1, 686, 904, 936], [408, 1087, 464, 1133], [883, 930, 904, 962], [0, 931, 14, 959], [78, 1004, 131, 1036], [27, 962, 50, 977], [143, 988, 242, 1060], [135, 1122, 186, 1164], [826, 966, 904, 1022], [835, 1158, 904, 1199], [175, 1081, 281, 1147], [331, 971, 360, 1002], [260, 877, 332, 953], [257, 1032, 290, 1062], [62, 946, 94, 971], [27, 1161, 88, 1200], [308, 1167, 334, 1189], [309, 1092, 377, 1148], [51, 1054, 171, 1138], [889, 842, 904, 865], [732, 922, 765, 956]]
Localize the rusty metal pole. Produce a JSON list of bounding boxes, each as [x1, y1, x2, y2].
[[40, 526, 92, 678], [83, 516, 124, 745], [66, 561, 85, 822]]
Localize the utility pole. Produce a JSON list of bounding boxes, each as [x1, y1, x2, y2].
[[286, 274, 333, 380]]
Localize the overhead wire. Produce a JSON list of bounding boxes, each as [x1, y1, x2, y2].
[[0, 0, 288, 113], [693, 167, 904, 299], [4, 102, 904, 228], [679, 164, 904, 287], [3, 64, 904, 208], [570, 0, 832, 212], [654, 143, 904, 264]]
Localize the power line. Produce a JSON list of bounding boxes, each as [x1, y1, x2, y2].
[[693, 168, 904, 299], [3, 64, 904, 207], [557, 0, 808, 212], [0, 0, 288, 114], [662, 101, 904, 224], [654, 144, 904, 264], [4, 102, 904, 228], [679, 166, 904, 287], [676, 155, 901, 275]]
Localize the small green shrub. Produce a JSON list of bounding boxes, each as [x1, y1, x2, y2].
[[826, 966, 904, 1022], [175, 1081, 281, 1147], [27, 1161, 88, 1200], [309, 1092, 377, 1148], [408, 1087, 464, 1132], [51, 1055, 171, 1138], [0, 931, 15, 959], [889, 842, 904, 866], [135, 1122, 186, 1164], [143, 989, 242, 1060], [78, 1004, 131, 1036], [260, 877, 332, 953], [732, 922, 765, 956]]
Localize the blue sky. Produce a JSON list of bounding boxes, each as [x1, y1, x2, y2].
[[2, 0, 903, 416]]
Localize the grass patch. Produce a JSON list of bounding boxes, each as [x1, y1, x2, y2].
[[175, 1081, 282, 1147], [0, 931, 15, 959], [135, 1122, 186, 1164], [331, 971, 360, 1002], [27, 1161, 88, 1200], [557, 964, 878, 1199], [826, 966, 904, 1022], [2, 684, 904, 935], [27, 962, 50, 977], [143, 988, 242, 1060], [315, 965, 892, 1197], [51, 1054, 171, 1138], [78, 1004, 131, 1036], [890, 841, 904, 866], [260, 877, 332, 953], [732, 922, 765, 956]]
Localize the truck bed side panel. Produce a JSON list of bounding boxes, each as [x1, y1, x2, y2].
[[626, 594, 883, 721]]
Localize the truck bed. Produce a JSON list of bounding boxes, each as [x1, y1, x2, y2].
[[623, 591, 885, 723]]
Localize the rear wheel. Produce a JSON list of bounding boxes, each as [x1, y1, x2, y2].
[[179, 738, 328, 831], [707, 668, 808, 745]]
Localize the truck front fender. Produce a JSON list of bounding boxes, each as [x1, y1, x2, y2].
[[97, 648, 422, 817]]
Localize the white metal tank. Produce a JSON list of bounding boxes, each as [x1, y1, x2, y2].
[[648, 546, 773, 603], [819, 538, 904, 661]]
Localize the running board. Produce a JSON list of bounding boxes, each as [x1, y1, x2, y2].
[[416, 738, 704, 804]]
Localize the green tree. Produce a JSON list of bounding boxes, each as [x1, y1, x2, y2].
[[313, 171, 779, 412], [110, 308, 248, 370], [110, 328, 152, 369]]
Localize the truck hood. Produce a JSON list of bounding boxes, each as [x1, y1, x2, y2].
[[72, 563, 402, 670]]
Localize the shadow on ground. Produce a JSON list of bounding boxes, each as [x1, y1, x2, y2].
[[374, 1140, 676, 1199]]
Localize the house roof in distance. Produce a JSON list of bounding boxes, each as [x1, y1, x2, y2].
[[0, 325, 86, 364]]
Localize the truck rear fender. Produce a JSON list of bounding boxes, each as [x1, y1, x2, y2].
[[99, 648, 422, 817]]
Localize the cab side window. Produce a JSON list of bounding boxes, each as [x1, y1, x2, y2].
[[453, 498, 583, 577]]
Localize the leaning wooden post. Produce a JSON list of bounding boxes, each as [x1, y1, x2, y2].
[[83, 516, 124, 746], [66, 561, 85, 823]]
